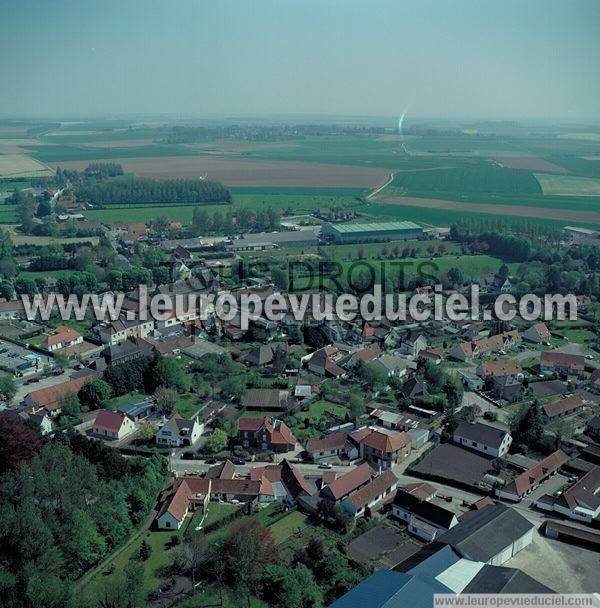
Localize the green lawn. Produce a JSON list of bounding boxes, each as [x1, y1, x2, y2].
[[202, 503, 241, 529], [83, 527, 187, 602], [104, 391, 147, 411], [267, 510, 311, 544], [174, 394, 203, 418], [304, 399, 349, 421]]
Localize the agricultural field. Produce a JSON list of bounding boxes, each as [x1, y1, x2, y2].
[[374, 196, 600, 225], [387, 166, 543, 197], [535, 173, 600, 197], [49, 155, 390, 187], [0, 153, 54, 178], [495, 156, 568, 173]]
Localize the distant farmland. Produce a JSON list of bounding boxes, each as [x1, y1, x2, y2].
[[378, 196, 600, 224], [495, 156, 568, 173], [48, 156, 389, 188], [0, 154, 54, 178], [388, 166, 542, 197], [535, 173, 600, 197]]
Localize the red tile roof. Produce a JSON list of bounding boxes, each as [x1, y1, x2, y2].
[[360, 429, 411, 453], [503, 450, 568, 498], [479, 359, 521, 378], [93, 409, 128, 434], [347, 469, 398, 510], [542, 394, 584, 419], [322, 462, 375, 500], [24, 372, 100, 411], [42, 325, 81, 347], [306, 431, 348, 453], [540, 351, 585, 372]]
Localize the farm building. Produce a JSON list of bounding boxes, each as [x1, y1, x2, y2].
[[322, 221, 424, 243]]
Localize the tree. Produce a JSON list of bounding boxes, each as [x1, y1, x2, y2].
[[0, 374, 17, 402], [151, 357, 187, 392], [205, 429, 228, 454], [356, 361, 386, 391], [78, 379, 112, 409], [53, 352, 69, 370], [260, 563, 322, 608], [137, 422, 155, 442], [512, 402, 544, 450], [0, 280, 14, 300], [154, 386, 178, 415], [0, 412, 42, 475], [137, 539, 152, 561], [218, 520, 277, 600]]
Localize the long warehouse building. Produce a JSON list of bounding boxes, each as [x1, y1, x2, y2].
[[323, 221, 425, 243]]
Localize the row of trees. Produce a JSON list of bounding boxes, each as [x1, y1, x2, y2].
[[191, 206, 280, 234], [76, 177, 231, 206]]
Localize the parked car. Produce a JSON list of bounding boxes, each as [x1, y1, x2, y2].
[[318, 462, 333, 469], [205, 458, 217, 464], [232, 458, 246, 465]]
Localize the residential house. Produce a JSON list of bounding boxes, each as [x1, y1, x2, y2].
[[96, 317, 155, 346], [542, 393, 584, 422], [155, 414, 204, 447], [391, 487, 459, 541], [496, 450, 568, 502], [397, 332, 428, 358], [243, 342, 289, 368], [209, 479, 262, 503], [241, 388, 290, 412], [340, 469, 399, 517], [40, 325, 83, 351], [156, 478, 211, 530], [372, 354, 410, 378], [250, 459, 314, 505], [206, 459, 236, 480], [476, 359, 522, 397], [453, 422, 512, 458], [21, 371, 101, 416], [306, 431, 358, 461], [18, 411, 53, 435], [320, 462, 376, 503], [305, 346, 344, 378], [359, 429, 412, 471], [91, 409, 136, 441], [522, 322, 551, 344], [418, 347, 444, 365], [346, 343, 381, 370], [400, 377, 428, 400], [537, 466, 600, 523], [437, 503, 534, 566], [449, 330, 521, 362], [540, 351, 585, 378], [237, 416, 296, 452]]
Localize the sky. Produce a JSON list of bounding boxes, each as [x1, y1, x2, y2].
[[1, 0, 599, 122]]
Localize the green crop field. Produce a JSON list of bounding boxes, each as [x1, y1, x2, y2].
[[362, 201, 600, 230], [388, 166, 542, 197], [535, 173, 600, 197], [23, 143, 199, 162]]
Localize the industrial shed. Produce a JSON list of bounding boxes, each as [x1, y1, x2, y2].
[[322, 221, 425, 243]]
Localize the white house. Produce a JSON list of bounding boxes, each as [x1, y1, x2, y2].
[[391, 488, 458, 542], [91, 409, 136, 441], [41, 325, 83, 351], [156, 414, 204, 447], [453, 422, 512, 458]]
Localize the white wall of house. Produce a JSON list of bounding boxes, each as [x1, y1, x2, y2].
[[157, 511, 185, 530], [453, 432, 512, 458]]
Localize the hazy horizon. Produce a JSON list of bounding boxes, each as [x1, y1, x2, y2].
[[1, 0, 599, 123]]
